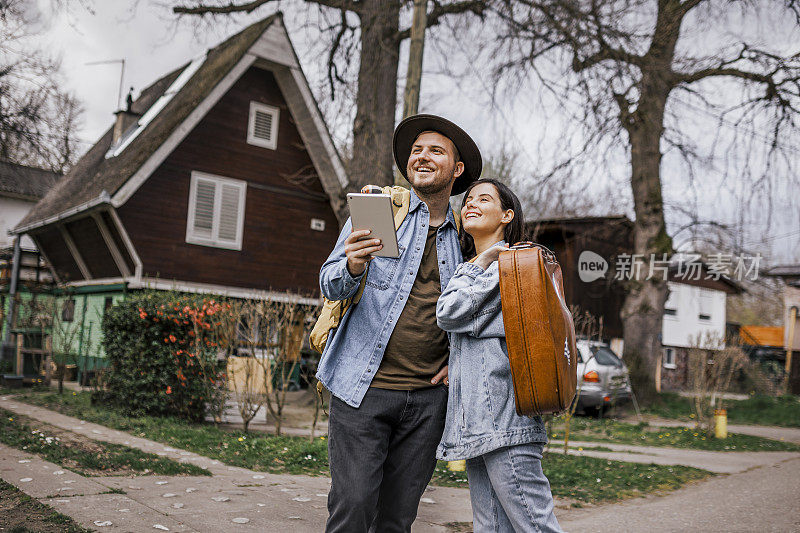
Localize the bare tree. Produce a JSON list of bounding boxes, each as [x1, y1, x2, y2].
[[169, 0, 487, 207], [491, 0, 800, 397], [229, 300, 265, 432], [686, 332, 747, 435], [0, 0, 85, 172], [253, 296, 319, 436]]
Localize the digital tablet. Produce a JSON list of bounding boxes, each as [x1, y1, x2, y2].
[[347, 193, 400, 258]]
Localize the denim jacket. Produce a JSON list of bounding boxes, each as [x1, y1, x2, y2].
[[435, 249, 547, 460], [316, 190, 462, 408]]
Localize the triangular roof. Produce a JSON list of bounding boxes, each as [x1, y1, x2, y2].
[[0, 160, 61, 200], [14, 13, 346, 233]]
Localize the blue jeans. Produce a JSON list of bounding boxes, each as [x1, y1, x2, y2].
[[325, 386, 448, 533], [466, 443, 562, 533]]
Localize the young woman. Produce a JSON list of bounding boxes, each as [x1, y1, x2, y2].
[[436, 179, 562, 533]]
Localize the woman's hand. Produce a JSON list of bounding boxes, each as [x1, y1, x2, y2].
[[431, 365, 449, 386], [473, 244, 509, 270]]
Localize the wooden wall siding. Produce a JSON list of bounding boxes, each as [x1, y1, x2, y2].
[[32, 227, 83, 282], [100, 210, 136, 275], [65, 217, 121, 279], [118, 66, 339, 295], [530, 221, 631, 339]]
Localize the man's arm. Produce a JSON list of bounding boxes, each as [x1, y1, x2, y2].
[[319, 218, 383, 300]]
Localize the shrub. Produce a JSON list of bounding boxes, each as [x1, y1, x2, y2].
[[96, 291, 228, 421]]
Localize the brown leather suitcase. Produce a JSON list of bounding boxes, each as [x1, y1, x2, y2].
[[498, 243, 578, 416]]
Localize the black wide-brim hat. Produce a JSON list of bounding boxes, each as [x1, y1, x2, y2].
[[393, 114, 482, 196]]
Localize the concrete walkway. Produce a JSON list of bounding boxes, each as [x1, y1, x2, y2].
[[546, 440, 798, 474], [558, 456, 800, 532], [3, 394, 799, 532], [0, 395, 471, 532]]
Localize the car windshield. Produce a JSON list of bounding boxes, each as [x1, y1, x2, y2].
[[590, 346, 623, 367]]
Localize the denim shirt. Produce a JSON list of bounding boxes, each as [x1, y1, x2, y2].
[[316, 190, 462, 408], [435, 248, 547, 461]]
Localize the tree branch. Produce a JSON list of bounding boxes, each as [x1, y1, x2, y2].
[[676, 46, 800, 106], [326, 8, 356, 99], [573, 0, 645, 72], [173, 0, 359, 16], [173, 0, 272, 15], [396, 0, 486, 41], [572, 45, 644, 72]]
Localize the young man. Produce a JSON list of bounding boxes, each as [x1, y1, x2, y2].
[[317, 114, 482, 532]]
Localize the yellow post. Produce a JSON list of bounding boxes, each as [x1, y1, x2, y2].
[[15, 333, 23, 376], [714, 409, 727, 439], [786, 306, 797, 393], [447, 460, 466, 472]]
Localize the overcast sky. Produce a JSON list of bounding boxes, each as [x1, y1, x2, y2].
[[20, 0, 800, 266]]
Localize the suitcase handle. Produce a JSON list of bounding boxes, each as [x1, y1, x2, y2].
[[509, 242, 558, 263]]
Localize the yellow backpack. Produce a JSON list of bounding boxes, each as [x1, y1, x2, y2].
[[310, 185, 460, 354]]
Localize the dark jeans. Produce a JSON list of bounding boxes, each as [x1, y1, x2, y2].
[[325, 386, 448, 533]]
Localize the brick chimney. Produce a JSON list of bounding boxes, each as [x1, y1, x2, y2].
[[112, 88, 140, 145]]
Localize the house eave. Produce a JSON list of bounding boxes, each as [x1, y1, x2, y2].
[[130, 277, 321, 305], [11, 191, 112, 235]]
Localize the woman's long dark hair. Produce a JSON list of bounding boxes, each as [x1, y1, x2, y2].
[[459, 178, 526, 259]]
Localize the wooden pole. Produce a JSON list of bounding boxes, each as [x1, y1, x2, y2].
[[786, 306, 797, 392], [15, 333, 23, 376], [44, 335, 52, 386], [395, 0, 428, 186]]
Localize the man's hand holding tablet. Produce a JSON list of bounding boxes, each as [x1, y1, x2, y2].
[[344, 192, 401, 277], [344, 229, 382, 277]]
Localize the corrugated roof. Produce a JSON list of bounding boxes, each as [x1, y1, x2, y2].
[[740, 325, 785, 347], [13, 14, 280, 232], [0, 161, 61, 200]]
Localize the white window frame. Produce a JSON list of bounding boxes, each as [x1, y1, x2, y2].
[[663, 287, 679, 321], [698, 288, 713, 322], [186, 171, 247, 251], [663, 347, 677, 369], [247, 101, 279, 150]]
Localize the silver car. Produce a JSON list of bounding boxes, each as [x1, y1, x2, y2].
[[575, 339, 632, 416]]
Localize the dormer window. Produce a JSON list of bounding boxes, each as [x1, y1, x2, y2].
[[247, 102, 279, 150]]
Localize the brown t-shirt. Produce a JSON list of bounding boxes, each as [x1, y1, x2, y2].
[[370, 225, 449, 390]]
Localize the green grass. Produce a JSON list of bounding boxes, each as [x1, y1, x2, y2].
[[4, 389, 715, 504], [0, 479, 92, 533], [644, 392, 800, 428], [0, 407, 209, 477], [7, 390, 330, 476], [432, 454, 710, 503], [549, 417, 800, 451]]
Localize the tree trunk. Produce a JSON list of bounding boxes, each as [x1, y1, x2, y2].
[[620, 79, 673, 399], [348, 1, 402, 194], [618, 0, 684, 400]]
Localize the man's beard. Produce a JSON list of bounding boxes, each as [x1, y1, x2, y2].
[[410, 167, 456, 196]]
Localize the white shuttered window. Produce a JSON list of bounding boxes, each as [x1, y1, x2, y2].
[[247, 102, 279, 150], [186, 171, 247, 250]]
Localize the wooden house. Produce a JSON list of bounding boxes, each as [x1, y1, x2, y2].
[[8, 14, 347, 376], [0, 161, 60, 294], [529, 216, 743, 392], [528, 216, 633, 341]]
